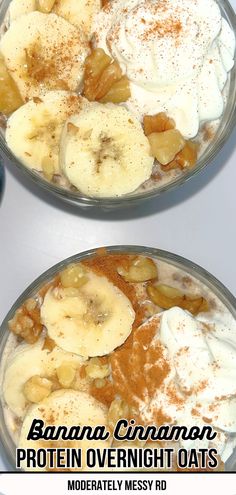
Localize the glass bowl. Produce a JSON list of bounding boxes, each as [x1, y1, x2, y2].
[[0, 245, 235, 471], [0, 0, 235, 209]]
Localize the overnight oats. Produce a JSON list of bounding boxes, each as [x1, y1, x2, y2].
[[0, 0, 235, 200], [0, 248, 236, 472]]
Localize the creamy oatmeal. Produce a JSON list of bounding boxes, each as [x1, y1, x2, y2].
[[0, 0, 234, 197], [1, 251, 236, 471]]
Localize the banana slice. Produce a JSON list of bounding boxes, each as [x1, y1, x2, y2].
[[9, 0, 36, 22], [18, 389, 111, 471], [41, 271, 135, 357], [53, 0, 101, 36], [9, 0, 101, 37], [3, 339, 84, 418], [3, 340, 46, 418], [60, 102, 154, 197], [6, 91, 85, 174], [0, 12, 89, 101]]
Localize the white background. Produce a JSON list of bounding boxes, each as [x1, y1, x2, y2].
[[0, 0, 236, 473], [0, 473, 236, 495]]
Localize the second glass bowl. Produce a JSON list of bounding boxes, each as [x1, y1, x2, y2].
[[0, 0, 235, 209], [0, 245, 236, 471]]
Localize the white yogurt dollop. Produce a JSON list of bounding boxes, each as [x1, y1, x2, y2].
[[147, 307, 236, 462], [94, 0, 235, 138]]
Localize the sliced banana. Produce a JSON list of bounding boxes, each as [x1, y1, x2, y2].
[[0, 12, 89, 101], [53, 0, 101, 36], [3, 340, 46, 418], [9, 0, 36, 22], [41, 271, 135, 357], [18, 389, 111, 471], [60, 102, 154, 197], [9, 0, 101, 37], [6, 91, 85, 174], [3, 339, 84, 418]]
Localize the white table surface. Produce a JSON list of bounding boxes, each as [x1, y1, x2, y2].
[[0, 2, 236, 472]]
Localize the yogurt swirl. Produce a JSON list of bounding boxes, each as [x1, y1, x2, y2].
[[94, 0, 235, 138], [148, 307, 236, 462]]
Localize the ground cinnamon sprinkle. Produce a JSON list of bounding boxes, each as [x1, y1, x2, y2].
[[90, 379, 115, 406], [46, 413, 56, 424], [25, 38, 72, 87], [209, 403, 217, 412], [23, 14, 88, 96], [176, 346, 189, 357], [153, 408, 172, 426], [194, 379, 208, 394], [215, 395, 232, 401], [65, 94, 83, 117], [191, 408, 200, 416], [89, 314, 171, 416], [110, 317, 171, 422], [142, 18, 182, 41], [166, 383, 184, 407], [101, 0, 112, 12]]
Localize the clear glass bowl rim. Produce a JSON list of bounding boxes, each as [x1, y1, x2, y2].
[[0, 0, 235, 208], [0, 244, 236, 471]]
